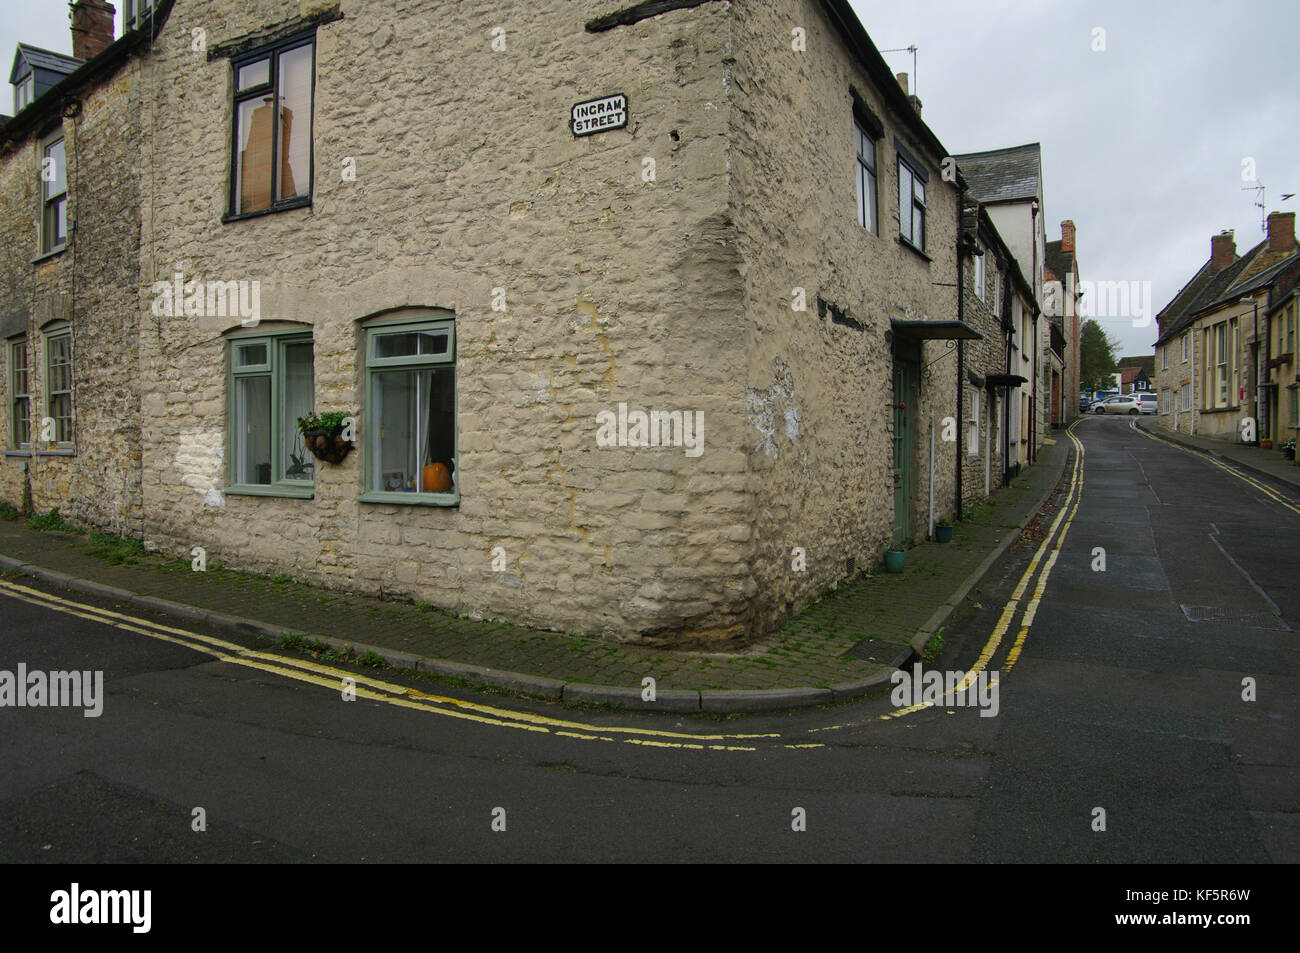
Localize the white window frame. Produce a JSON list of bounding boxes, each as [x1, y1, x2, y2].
[[1160, 344, 1168, 370], [897, 157, 926, 250], [1181, 332, 1189, 363], [974, 246, 986, 301], [967, 387, 980, 457], [40, 130, 68, 255], [8, 336, 30, 450], [42, 324, 74, 451]]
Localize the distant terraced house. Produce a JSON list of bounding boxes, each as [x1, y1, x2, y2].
[[1, 0, 1059, 647]]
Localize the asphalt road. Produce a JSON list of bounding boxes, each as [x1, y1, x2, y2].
[[0, 416, 1295, 863]]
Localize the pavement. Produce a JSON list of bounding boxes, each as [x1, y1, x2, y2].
[[1137, 418, 1300, 489], [0, 434, 1070, 713]]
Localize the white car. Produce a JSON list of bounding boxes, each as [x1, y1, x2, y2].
[[1092, 395, 1141, 415], [1137, 393, 1158, 414]]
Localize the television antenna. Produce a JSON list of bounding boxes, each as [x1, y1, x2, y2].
[[880, 45, 918, 96]]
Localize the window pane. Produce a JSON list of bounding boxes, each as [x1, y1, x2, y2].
[[898, 165, 910, 241], [237, 343, 268, 367], [281, 342, 315, 482], [372, 366, 455, 493], [374, 329, 449, 359], [915, 202, 924, 250], [235, 374, 272, 484], [237, 58, 270, 91], [856, 162, 865, 229], [277, 44, 313, 202], [44, 139, 66, 198], [235, 96, 274, 213]]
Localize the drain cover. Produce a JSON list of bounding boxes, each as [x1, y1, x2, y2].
[[1180, 605, 1290, 630]]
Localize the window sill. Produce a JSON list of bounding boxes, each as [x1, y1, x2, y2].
[[897, 236, 932, 262], [31, 244, 69, 265], [225, 484, 315, 499], [358, 490, 459, 507], [222, 197, 312, 224], [36, 448, 75, 456], [3, 449, 32, 458]]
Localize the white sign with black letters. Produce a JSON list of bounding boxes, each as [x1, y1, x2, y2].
[[571, 93, 628, 137]]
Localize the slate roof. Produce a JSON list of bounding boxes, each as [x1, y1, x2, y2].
[[1119, 354, 1154, 376], [1044, 240, 1074, 285], [953, 143, 1042, 204], [1154, 236, 1300, 346], [9, 44, 82, 84]]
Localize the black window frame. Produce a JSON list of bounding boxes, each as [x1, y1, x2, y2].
[[897, 155, 927, 253], [226, 31, 316, 222]]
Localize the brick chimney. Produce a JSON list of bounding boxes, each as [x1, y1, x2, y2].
[[1210, 230, 1236, 273], [70, 1, 116, 62], [1267, 211, 1296, 254], [1060, 220, 1075, 253], [894, 72, 922, 115]]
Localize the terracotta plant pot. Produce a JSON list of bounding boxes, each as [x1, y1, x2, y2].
[[422, 462, 452, 493], [1260, 439, 1273, 450]]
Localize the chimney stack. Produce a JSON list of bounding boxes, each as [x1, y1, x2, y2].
[[893, 73, 922, 115], [70, 1, 116, 62], [896, 72, 908, 95], [1210, 230, 1236, 273], [1060, 220, 1075, 253], [1267, 211, 1296, 254]]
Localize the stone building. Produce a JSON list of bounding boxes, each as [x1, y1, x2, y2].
[[1153, 213, 1300, 441], [3, 0, 1042, 647], [1044, 220, 1081, 421], [0, 1, 153, 534]]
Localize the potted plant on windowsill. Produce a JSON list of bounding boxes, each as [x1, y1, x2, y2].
[[298, 411, 354, 465], [935, 518, 954, 543]]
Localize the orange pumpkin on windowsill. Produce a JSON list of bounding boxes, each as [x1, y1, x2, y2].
[[422, 461, 452, 493]]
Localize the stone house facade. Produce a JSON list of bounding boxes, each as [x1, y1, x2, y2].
[[1154, 214, 1300, 442], [3, 0, 1050, 648], [0, 2, 150, 535]]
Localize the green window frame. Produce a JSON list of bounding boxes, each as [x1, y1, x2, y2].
[[227, 332, 315, 497], [360, 317, 458, 506], [43, 325, 73, 450], [8, 336, 30, 450], [41, 132, 68, 254]]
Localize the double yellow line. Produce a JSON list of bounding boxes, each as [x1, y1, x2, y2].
[[0, 576, 787, 752], [1129, 417, 1300, 515], [876, 420, 1087, 719]]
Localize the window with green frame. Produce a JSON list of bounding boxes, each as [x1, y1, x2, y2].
[[361, 317, 457, 504], [228, 333, 315, 495], [44, 325, 73, 450], [8, 336, 30, 450]]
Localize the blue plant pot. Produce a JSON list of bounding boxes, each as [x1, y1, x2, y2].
[[885, 550, 906, 573], [935, 525, 953, 543]]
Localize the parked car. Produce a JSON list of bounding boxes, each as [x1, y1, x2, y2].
[[1092, 395, 1142, 415], [1137, 393, 1158, 414]]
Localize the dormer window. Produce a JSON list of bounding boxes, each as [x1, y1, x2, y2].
[[13, 73, 34, 113], [123, 0, 155, 32]]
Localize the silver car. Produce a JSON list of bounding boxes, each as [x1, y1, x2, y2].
[[1092, 395, 1141, 415], [1137, 393, 1158, 415]]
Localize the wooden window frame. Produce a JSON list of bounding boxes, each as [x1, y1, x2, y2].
[[227, 331, 315, 498]]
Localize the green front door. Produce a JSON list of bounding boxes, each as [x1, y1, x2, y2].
[[892, 362, 912, 546]]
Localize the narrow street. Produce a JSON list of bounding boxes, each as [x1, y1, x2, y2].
[[1, 417, 1294, 863]]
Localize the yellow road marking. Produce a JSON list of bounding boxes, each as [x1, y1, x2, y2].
[[0, 577, 776, 751], [1129, 417, 1300, 515]]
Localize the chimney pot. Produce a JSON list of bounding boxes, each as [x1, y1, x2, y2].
[[1267, 211, 1296, 254], [1210, 230, 1236, 273], [895, 72, 909, 95], [70, 1, 116, 62]]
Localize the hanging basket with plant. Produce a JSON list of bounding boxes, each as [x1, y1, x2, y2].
[[297, 411, 354, 464]]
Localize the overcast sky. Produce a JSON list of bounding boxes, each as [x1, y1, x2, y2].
[[4, 1, 1297, 359]]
